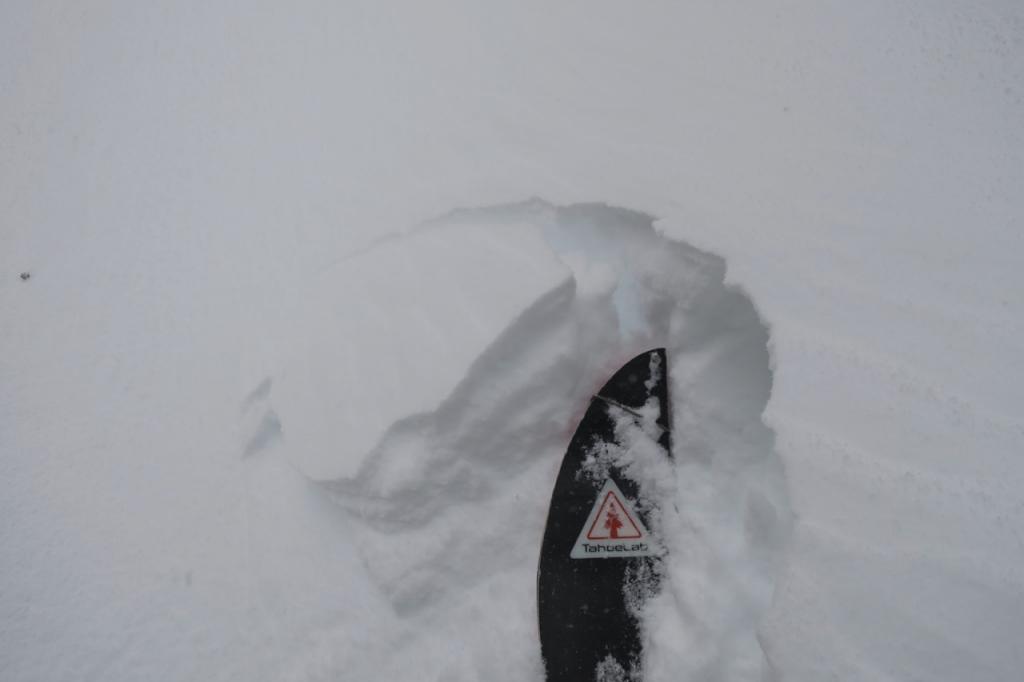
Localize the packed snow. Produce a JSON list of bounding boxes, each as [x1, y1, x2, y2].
[[2, 2, 1022, 682]]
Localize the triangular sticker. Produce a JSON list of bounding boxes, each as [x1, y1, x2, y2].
[[570, 479, 656, 559]]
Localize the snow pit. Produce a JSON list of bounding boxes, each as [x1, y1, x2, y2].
[[252, 200, 792, 681]]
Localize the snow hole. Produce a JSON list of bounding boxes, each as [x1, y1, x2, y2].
[[248, 200, 793, 682]]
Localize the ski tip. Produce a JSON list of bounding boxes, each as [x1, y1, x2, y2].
[[595, 348, 666, 410]]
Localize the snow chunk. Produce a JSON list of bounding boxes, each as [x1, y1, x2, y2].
[[274, 218, 574, 480]]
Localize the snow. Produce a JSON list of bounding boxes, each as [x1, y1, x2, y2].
[[2, 2, 1022, 682], [264, 202, 789, 681], [272, 217, 572, 480]]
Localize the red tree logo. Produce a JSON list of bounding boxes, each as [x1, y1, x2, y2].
[[585, 489, 644, 541], [604, 503, 624, 539]]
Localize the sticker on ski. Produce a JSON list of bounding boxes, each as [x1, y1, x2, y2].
[[571, 479, 655, 558]]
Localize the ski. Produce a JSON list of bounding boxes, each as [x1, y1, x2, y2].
[[537, 348, 671, 681]]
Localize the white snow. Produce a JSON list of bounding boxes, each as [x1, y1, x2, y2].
[[272, 218, 572, 480], [2, 2, 1022, 682]]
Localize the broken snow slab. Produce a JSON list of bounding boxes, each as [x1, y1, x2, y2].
[[273, 217, 574, 480]]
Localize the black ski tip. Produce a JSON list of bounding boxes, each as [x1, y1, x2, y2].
[[596, 348, 667, 410]]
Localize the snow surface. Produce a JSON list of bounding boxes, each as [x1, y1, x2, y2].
[[272, 217, 573, 480], [3, 2, 1023, 682]]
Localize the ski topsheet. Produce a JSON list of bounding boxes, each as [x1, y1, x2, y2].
[[537, 349, 671, 681]]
